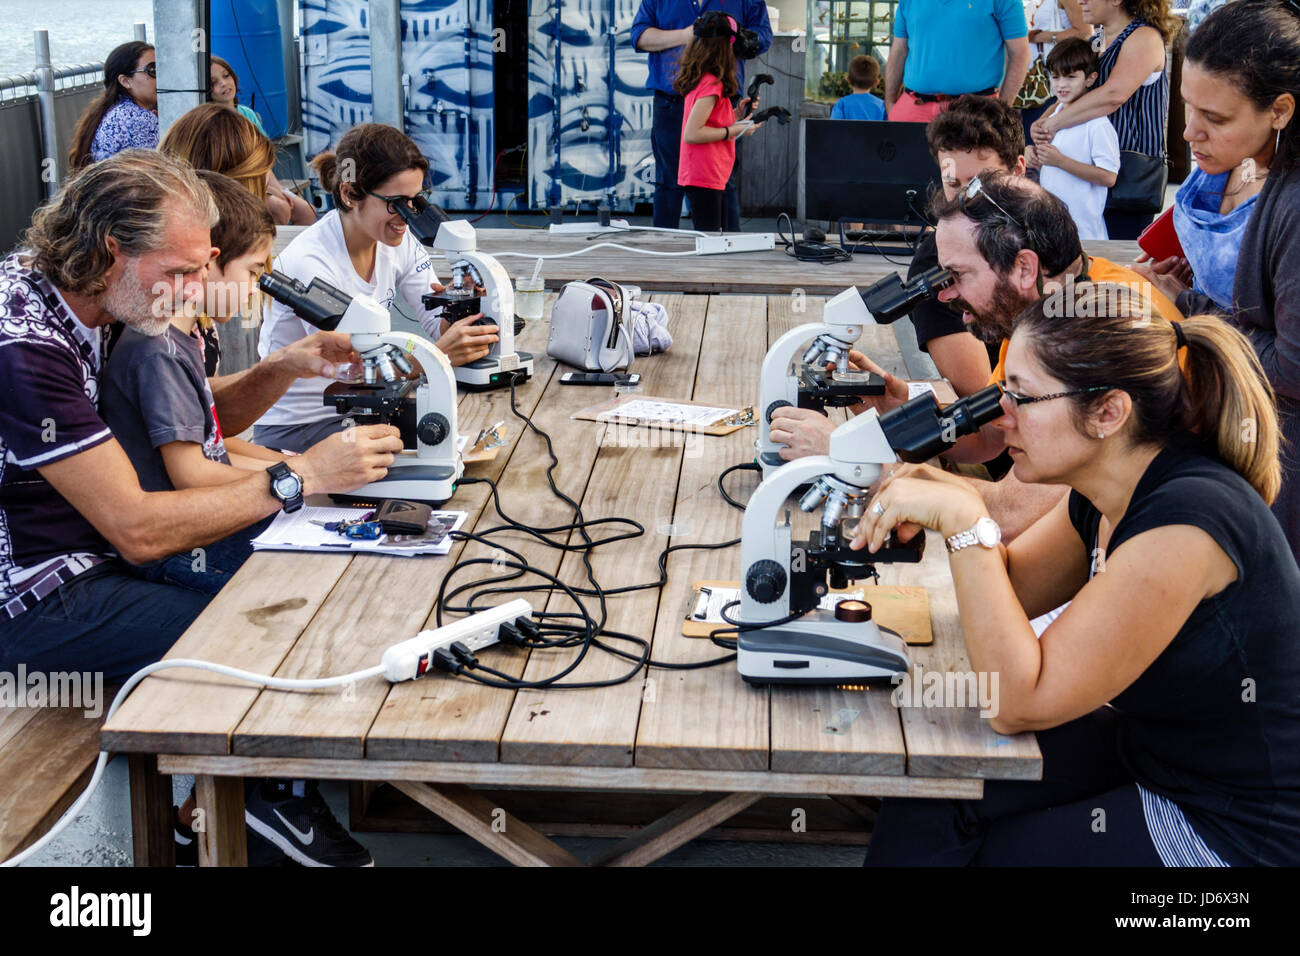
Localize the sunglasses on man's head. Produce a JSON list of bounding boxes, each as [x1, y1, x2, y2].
[[959, 175, 1026, 230]]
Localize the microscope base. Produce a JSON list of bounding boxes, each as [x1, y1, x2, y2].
[[328, 462, 461, 507], [736, 612, 909, 685], [454, 352, 534, 392]]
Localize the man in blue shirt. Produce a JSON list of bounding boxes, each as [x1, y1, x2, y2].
[[630, 0, 772, 229], [884, 0, 1030, 123]]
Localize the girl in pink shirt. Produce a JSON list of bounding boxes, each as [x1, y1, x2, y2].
[[675, 13, 762, 232]]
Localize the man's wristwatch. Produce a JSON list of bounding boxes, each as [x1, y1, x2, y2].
[[946, 516, 1002, 553], [267, 462, 305, 513]]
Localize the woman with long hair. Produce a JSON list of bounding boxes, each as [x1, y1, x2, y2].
[[253, 123, 498, 452], [1030, 0, 1178, 238], [673, 11, 761, 233], [208, 55, 267, 136], [853, 283, 1300, 866], [68, 41, 157, 170], [160, 102, 314, 227]]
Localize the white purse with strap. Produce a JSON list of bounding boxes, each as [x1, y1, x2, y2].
[[547, 277, 639, 372]]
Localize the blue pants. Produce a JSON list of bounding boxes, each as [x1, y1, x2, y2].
[[0, 562, 212, 685], [651, 91, 741, 231], [131, 515, 275, 595], [864, 708, 1169, 866], [253, 416, 349, 454]]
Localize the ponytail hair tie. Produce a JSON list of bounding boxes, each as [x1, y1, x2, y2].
[[1173, 322, 1188, 351]]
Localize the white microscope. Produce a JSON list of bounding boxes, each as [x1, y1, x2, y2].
[[396, 207, 534, 392], [259, 270, 463, 504], [755, 269, 956, 479], [737, 383, 1005, 684]]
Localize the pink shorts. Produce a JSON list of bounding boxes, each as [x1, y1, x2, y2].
[[887, 89, 1001, 123]]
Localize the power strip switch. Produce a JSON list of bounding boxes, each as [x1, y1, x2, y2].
[[381, 599, 535, 681]]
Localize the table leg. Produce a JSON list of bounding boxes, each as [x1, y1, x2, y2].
[[194, 775, 247, 866], [128, 754, 175, 867], [592, 791, 764, 867], [393, 782, 583, 867]]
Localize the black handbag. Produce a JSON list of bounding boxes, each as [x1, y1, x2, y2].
[[1107, 150, 1168, 214]]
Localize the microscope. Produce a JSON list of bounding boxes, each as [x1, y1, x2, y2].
[[258, 270, 463, 504], [755, 268, 955, 478], [393, 198, 534, 392], [737, 384, 1005, 684]]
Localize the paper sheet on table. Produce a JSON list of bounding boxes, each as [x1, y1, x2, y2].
[[907, 382, 937, 400], [251, 505, 467, 557], [596, 398, 737, 427]]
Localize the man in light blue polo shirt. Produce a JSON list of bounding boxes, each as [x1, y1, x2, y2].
[[884, 0, 1030, 123], [630, 0, 772, 229]]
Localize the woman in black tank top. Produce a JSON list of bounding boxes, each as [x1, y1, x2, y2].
[[853, 282, 1300, 866]]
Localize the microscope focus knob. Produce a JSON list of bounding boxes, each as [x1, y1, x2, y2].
[[417, 413, 451, 447], [765, 400, 793, 424], [745, 560, 788, 604]]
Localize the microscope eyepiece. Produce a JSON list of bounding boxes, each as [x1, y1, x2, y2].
[[861, 266, 955, 324], [879, 384, 1007, 463], [258, 270, 352, 331], [396, 194, 452, 247]]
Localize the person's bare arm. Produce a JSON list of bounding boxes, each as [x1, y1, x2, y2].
[[39, 427, 402, 565], [225, 437, 286, 466], [926, 332, 993, 398], [159, 442, 251, 488], [1028, 0, 1089, 43], [635, 26, 693, 52], [1033, 27, 1164, 138], [1037, 144, 1118, 187], [998, 36, 1032, 104], [884, 37, 908, 111], [965, 469, 1070, 542], [208, 331, 358, 434]]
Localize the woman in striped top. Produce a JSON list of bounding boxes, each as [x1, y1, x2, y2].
[[1031, 0, 1178, 238]]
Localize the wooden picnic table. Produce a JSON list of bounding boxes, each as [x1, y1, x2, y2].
[[102, 290, 1042, 867]]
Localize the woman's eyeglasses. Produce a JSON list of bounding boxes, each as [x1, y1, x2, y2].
[[127, 63, 157, 79], [959, 175, 1025, 229], [997, 380, 1110, 408], [367, 189, 431, 215]]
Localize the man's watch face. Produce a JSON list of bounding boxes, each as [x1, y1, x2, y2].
[[274, 474, 302, 498]]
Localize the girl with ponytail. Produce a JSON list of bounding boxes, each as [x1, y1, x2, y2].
[[853, 282, 1300, 867]]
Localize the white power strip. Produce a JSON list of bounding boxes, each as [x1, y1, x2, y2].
[[547, 220, 632, 234], [381, 598, 534, 681], [695, 233, 776, 255]]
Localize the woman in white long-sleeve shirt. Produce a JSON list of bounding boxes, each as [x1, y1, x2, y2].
[[254, 123, 498, 452]]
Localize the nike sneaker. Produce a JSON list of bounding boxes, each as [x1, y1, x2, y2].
[[243, 781, 374, 867]]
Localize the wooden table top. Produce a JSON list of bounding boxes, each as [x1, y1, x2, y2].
[[103, 293, 1041, 787], [271, 224, 1142, 298]]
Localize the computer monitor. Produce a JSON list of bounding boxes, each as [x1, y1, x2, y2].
[[802, 119, 942, 227]]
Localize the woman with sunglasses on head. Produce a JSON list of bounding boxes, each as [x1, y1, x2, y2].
[[69, 41, 157, 170], [854, 282, 1300, 867], [254, 123, 498, 452]]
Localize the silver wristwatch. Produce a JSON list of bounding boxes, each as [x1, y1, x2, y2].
[[946, 516, 1002, 553]]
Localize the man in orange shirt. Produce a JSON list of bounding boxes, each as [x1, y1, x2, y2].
[[771, 172, 1183, 538]]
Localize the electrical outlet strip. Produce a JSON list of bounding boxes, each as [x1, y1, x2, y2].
[[381, 598, 534, 681], [547, 220, 632, 234], [694, 233, 776, 255]]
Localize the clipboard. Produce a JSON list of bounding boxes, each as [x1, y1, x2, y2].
[[683, 579, 933, 645], [573, 394, 755, 436]]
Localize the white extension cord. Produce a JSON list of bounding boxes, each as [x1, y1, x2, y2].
[[1, 599, 533, 867]]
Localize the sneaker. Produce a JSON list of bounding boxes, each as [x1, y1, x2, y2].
[[243, 781, 374, 867], [174, 813, 197, 867], [174, 805, 296, 867]]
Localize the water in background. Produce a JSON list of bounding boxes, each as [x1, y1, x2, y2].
[[0, 0, 153, 77]]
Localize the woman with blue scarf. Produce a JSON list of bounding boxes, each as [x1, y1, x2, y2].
[[1136, 1, 1300, 564]]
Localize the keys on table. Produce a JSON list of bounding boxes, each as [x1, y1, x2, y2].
[[309, 515, 384, 539]]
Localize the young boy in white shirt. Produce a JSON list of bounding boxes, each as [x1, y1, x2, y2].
[[1026, 38, 1120, 240]]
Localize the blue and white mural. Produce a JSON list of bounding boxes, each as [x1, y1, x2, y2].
[[301, 0, 496, 208], [527, 0, 652, 211], [300, 0, 654, 211]]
